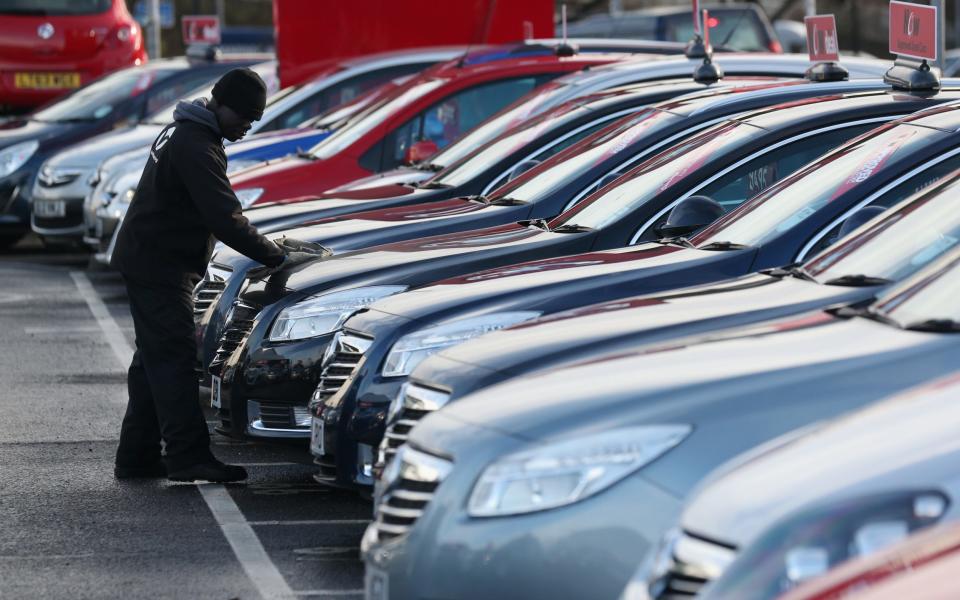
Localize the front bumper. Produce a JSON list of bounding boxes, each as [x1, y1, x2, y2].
[[363, 458, 683, 600], [210, 296, 334, 443], [30, 171, 91, 239]]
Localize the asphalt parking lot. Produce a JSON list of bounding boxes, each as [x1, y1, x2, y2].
[[0, 236, 368, 600]]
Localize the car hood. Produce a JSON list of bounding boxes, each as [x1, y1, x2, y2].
[[275, 223, 561, 294], [326, 167, 432, 192], [431, 274, 873, 374], [433, 315, 951, 444], [680, 372, 960, 548], [45, 124, 163, 169], [0, 118, 73, 150], [229, 153, 314, 185], [369, 243, 746, 323], [226, 126, 326, 154]]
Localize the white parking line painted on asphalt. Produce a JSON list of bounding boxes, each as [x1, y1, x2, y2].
[[292, 591, 363, 597], [249, 520, 371, 526], [70, 271, 135, 366], [72, 269, 298, 600], [24, 325, 135, 334], [199, 484, 296, 600]]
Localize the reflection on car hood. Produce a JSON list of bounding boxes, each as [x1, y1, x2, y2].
[[44, 124, 162, 169], [432, 274, 868, 374], [327, 167, 432, 192], [681, 372, 960, 548]]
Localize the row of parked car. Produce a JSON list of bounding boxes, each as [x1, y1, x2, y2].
[[6, 26, 959, 599]]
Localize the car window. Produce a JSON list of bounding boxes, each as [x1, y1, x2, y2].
[[692, 122, 943, 249], [0, 0, 109, 15], [33, 67, 177, 123], [144, 70, 222, 116], [805, 157, 960, 282], [801, 156, 960, 259], [875, 252, 960, 325], [257, 64, 427, 133], [632, 124, 877, 242], [433, 107, 622, 189], [380, 76, 547, 171], [663, 10, 767, 51], [489, 108, 686, 204]]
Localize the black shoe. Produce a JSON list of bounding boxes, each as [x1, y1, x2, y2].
[[167, 460, 248, 483], [115, 461, 167, 479]]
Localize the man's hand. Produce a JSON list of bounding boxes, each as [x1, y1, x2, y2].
[[245, 250, 323, 280]]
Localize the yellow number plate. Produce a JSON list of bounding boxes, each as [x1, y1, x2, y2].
[[14, 72, 81, 90]]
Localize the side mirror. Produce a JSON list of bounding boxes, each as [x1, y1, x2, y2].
[[506, 159, 541, 182], [655, 195, 724, 239], [403, 140, 439, 165]]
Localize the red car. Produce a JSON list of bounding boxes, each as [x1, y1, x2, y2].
[[0, 0, 146, 111], [229, 51, 628, 205]]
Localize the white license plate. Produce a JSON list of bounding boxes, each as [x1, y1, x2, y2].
[[364, 566, 388, 600], [310, 416, 325, 456], [211, 375, 222, 409], [34, 200, 66, 218]]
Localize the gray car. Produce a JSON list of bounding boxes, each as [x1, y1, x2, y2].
[[361, 246, 960, 600], [623, 370, 960, 599]]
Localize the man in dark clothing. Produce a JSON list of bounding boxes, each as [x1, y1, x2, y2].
[[111, 68, 291, 482]]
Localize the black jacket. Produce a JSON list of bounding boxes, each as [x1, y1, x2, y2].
[[111, 102, 284, 285]]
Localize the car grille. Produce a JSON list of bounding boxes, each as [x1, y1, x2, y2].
[[373, 445, 452, 542], [193, 265, 232, 318], [257, 402, 312, 429], [651, 531, 737, 599], [312, 332, 373, 405], [214, 299, 260, 363], [381, 383, 451, 465]]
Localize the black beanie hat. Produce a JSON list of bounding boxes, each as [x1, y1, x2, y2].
[[212, 67, 267, 121]]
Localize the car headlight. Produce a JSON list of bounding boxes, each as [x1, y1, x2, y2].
[[268, 286, 407, 342], [699, 490, 949, 599], [381, 311, 540, 378], [226, 158, 262, 175], [0, 140, 39, 179], [467, 425, 691, 518], [235, 187, 264, 208]]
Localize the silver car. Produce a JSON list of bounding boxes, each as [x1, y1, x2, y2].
[[625, 370, 960, 599], [362, 246, 960, 599]]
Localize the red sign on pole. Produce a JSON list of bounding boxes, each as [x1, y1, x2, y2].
[[692, 0, 701, 35], [182, 15, 221, 45], [889, 1, 938, 61], [804, 15, 840, 62]]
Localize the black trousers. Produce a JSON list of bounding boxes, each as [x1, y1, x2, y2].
[[115, 274, 213, 472]]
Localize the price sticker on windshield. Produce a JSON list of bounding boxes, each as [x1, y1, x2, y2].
[[804, 15, 840, 62]]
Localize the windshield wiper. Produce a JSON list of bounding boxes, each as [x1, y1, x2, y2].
[[296, 150, 319, 161], [697, 241, 751, 251], [519, 218, 551, 230], [764, 264, 819, 283], [415, 181, 452, 190], [661, 236, 697, 248], [833, 305, 902, 328], [904, 318, 960, 333], [823, 274, 893, 287], [415, 162, 444, 172], [551, 223, 593, 233], [489, 196, 527, 206]]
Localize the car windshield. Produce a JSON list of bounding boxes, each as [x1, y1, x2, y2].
[[488, 107, 684, 203], [0, 0, 109, 15], [662, 9, 767, 51], [873, 250, 960, 327], [547, 119, 759, 230], [430, 99, 599, 187], [144, 82, 299, 126], [426, 81, 571, 170], [805, 169, 960, 284], [309, 78, 447, 159], [33, 67, 176, 123], [692, 123, 942, 248]]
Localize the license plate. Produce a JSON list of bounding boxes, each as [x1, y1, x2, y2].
[[364, 566, 388, 600], [211, 375, 222, 409], [15, 72, 81, 90], [310, 416, 325, 456], [34, 200, 66, 218]]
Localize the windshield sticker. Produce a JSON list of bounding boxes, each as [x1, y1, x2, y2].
[[93, 105, 113, 119], [828, 128, 918, 201]]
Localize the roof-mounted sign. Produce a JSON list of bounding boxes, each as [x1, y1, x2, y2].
[[805, 15, 840, 62], [889, 1, 937, 62], [182, 15, 221, 46]]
